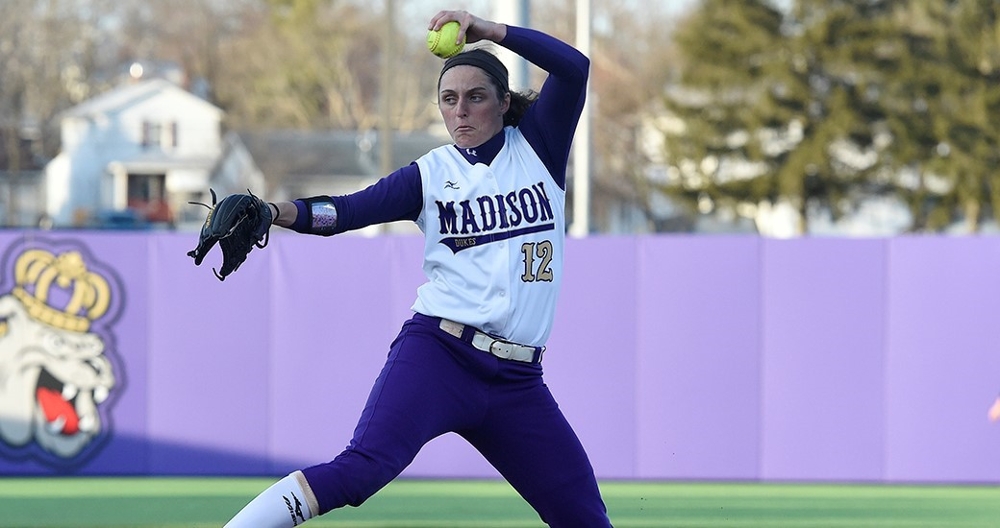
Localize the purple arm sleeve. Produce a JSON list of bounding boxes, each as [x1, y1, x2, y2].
[[289, 163, 423, 234], [501, 25, 590, 190]]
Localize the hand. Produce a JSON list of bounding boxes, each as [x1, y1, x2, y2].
[[428, 10, 507, 45], [989, 396, 1000, 422]]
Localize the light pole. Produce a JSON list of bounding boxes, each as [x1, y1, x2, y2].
[[570, 0, 591, 237]]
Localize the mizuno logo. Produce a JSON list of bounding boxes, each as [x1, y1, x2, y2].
[[445, 181, 460, 189], [284, 492, 306, 525], [465, 148, 477, 156]]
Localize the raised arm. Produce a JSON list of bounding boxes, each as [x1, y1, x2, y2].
[[503, 25, 590, 188], [429, 10, 590, 188]]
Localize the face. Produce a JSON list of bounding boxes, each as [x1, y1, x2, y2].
[[439, 65, 510, 149]]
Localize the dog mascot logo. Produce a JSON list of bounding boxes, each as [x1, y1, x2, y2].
[[0, 240, 124, 468]]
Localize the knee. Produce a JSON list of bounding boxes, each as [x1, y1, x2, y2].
[[301, 448, 403, 512]]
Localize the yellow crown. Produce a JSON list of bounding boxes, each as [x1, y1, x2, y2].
[[12, 249, 111, 333]]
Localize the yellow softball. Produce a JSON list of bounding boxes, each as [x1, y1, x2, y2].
[[427, 21, 466, 59]]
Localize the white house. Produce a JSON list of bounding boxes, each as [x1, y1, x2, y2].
[[44, 78, 262, 229]]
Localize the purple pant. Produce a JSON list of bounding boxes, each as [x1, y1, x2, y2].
[[301, 313, 611, 527]]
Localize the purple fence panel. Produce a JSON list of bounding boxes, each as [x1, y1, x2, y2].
[[148, 233, 271, 475], [386, 235, 431, 328], [79, 233, 153, 475], [885, 237, 1000, 483], [636, 236, 763, 480], [760, 238, 887, 481], [544, 236, 639, 480], [5, 231, 1000, 484]]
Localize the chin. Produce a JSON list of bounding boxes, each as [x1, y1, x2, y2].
[[450, 127, 479, 146]]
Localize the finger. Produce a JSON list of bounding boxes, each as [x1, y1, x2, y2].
[[428, 10, 450, 30], [429, 9, 470, 32]]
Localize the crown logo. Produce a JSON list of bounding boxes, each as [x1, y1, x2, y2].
[[12, 249, 111, 333]]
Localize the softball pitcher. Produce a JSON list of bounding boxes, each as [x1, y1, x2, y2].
[[222, 10, 611, 527]]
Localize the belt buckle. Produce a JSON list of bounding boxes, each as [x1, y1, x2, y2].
[[489, 340, 514, 360]]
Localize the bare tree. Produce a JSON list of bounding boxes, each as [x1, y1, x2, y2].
[[213, 0, 442, 132], [533, 0, 684, 233]]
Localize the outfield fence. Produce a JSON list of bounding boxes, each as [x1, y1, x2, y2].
[[1, 232, 998, 483]]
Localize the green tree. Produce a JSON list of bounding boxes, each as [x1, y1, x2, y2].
[[658, 0, 788, 232], [659, 0, 1000, 234], [660, 0, 901, 234], [875, 1, 1000, 232]]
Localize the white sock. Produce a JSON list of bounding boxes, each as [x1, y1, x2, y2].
[[224, 470, 320, 527]]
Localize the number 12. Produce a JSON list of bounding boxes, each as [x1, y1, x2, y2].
[[520, 241, 554, 282]]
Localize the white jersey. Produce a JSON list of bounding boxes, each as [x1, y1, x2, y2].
[[413, 127, 566, 346]]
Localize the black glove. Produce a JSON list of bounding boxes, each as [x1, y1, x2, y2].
[[187, 189, 273, 281]]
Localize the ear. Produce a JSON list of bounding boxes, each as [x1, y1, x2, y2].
[[0, 295, 23, 338], [0, 295, 21, 319], [500, 92, 511, 115]]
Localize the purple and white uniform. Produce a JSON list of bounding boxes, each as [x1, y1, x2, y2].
[[287, 25, 611, 527]]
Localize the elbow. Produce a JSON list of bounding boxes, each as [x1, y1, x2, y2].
[[575, 55, 591, 84]]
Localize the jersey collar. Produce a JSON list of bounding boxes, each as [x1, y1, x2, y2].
[[453, 129, 506, 166]]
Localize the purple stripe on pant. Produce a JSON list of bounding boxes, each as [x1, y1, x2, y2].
[[301, 313, 611, 527]]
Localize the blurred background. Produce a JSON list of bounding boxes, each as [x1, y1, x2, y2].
[[8, 0, 997, 237]]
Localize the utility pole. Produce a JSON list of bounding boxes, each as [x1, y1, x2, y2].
[[494, 0, 530, 91], [379, 0, 396, 177], [570, 0, 591, 237]]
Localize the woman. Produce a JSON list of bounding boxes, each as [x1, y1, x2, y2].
[[224, 10, 612, 527]]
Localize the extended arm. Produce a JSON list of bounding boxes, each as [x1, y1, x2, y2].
[[270, 164, 423, 235]]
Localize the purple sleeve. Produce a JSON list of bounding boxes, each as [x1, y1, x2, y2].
[[289, 163, 422, 234], [501, 25, 590, 190]]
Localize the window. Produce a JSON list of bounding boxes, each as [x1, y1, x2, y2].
[[141, 120, 178, 149], [127, 173, 172, 223]]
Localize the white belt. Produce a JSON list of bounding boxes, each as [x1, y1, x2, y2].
[[438, 318, 544, 364]]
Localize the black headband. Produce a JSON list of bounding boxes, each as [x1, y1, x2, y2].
[[439, 49, 510, 94]]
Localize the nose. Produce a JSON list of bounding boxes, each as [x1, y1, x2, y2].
[[455, 97, 469, 117]]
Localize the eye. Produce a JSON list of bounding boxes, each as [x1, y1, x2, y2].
[[44, 333, 66, 351], [77, 338, 101, 355]]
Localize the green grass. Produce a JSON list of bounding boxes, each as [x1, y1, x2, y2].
[[0, 478, 998, 527]]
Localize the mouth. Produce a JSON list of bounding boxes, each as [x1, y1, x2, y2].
[[35, 368, 106, 436]]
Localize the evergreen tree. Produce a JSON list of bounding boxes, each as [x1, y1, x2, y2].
[[659, 0, 1000, 234], [660, 0, 788, 231], [876, 1, 1000, 232], [660, 0, 898, 234]]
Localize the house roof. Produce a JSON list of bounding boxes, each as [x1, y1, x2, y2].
[[235, 129, 451, 186], [61, 78, 222, 119]]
